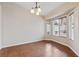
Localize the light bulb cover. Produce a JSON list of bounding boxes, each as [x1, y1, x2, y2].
[[36, 12, 40, 15], [37, 7, 41, 12], [30, 8, 34, 13]]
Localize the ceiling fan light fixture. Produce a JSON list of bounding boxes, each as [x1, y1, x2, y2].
[[30, 2, 41, 15]]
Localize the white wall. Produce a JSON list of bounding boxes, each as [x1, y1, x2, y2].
[[0, 4, 2, 49], [67, 8, 79, 56], [2, 3, 44, 48]]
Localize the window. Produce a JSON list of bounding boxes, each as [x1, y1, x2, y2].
[[45, 8, 76, 40], [59, 17, 67, 37], [52, 19, 60, 36], [46, 22, 51, 36], [51, 17, 67, 37], [68, 12, 75, 40], [46, 17, 67, 37]]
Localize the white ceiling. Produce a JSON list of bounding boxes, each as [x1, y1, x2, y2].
[[16, 2, 65, 16]]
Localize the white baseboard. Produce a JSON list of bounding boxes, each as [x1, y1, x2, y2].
[[1, 39, 79, 56], [1, 39, 42, 49], [43, 39, 79, 56], [67, 45, 79, 56], [44, 38, 68, 47]]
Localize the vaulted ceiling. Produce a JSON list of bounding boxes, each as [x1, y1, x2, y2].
[[16, 2, 65, 16]]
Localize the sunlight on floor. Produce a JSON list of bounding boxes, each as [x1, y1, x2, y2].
[[45, 43, 67, 57], [45, 43, 53, 56]]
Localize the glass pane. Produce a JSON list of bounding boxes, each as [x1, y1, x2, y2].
[[71, 14, 75, 40], [59, 18, 67, 37], [46, 23, 51, 36], [52, 19, 60, 36], [68, 13, 74, 40]]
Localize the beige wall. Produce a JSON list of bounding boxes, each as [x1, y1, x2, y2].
[[0, 4, 2, 49], [1, 3, 45, 48], [67, 7, 79, 56]]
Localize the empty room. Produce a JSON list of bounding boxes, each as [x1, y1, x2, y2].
[[0, 2, 79, 57]]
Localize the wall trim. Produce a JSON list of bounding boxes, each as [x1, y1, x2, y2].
[[43, 39, 79, 56], [1, 39, 79, 56], [1, 39, 42, 49], [67, 45, 79, 56]]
